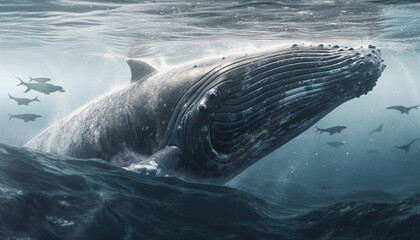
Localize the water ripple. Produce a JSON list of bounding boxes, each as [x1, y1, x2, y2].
[[0, 0, 418, 55]]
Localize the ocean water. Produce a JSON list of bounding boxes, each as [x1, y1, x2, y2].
[[0, 0, 420, 239]]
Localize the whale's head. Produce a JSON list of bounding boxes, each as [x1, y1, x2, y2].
[[57, 86, 65, 92], [168, 44, 385, 183]]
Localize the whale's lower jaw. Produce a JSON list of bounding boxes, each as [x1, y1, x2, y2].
[[177, 98, 344, 184], [174, 44, 385, 183]]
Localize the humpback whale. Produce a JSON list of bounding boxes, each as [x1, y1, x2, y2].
[[8, 93, 40, 106], [25, 44, 386, 183], [16, 77, 65, 95], [9, 114, 41, 122], [315, 126, 347, 135]]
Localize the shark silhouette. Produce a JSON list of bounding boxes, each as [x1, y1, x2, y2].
[[8, 93, 40, 106], [395, 138, 419, 153], [315, 126, 347, 135], [386, 105, 419, 114], [369, 123, 383, 135]]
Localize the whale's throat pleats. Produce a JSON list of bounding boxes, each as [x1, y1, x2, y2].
[[164, 45, 383, 181], [210, 48, 362, 154]]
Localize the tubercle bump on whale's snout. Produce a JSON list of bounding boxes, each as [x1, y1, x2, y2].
[[311, 43, 386, 97], [353, 45, 386, 96], [290, 43, 386, 72], [358, 45, 386, 75], [290, 43, 386, 98]]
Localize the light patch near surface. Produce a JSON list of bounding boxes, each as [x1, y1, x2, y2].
[[398, 59, 420, 103], [124, 160, 165, 176]]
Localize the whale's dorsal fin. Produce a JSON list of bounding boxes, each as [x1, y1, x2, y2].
[[126, 58, 156, 83]]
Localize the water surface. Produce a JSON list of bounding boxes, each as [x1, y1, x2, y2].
[[0, 1, 419, 239]]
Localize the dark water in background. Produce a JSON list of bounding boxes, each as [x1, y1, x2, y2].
[[1, 144, 420, 240], [0, 0, 420, 239]]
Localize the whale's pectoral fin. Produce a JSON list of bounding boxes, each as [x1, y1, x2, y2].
[[126, 58, 157, 83], [124, 146, 183, 176]]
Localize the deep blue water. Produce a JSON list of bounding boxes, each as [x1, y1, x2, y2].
[[1, 0, 420, 239], [1, 143, 419, 240]]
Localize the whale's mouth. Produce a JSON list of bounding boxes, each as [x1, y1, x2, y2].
[[210, 45, 385, 154]]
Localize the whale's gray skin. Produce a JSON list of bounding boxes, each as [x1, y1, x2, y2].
[[9, 114, 41, 122], [29, 77, 51, 83], [8, 93, 40, 106], [369, 123, 383, 135], [315, 126, 347, 135], [25, 44, 386, 183], [16, 77, 65, 94], [386, 105, 419, 114], [395, 138, 419, 153], [327, 141, 345, 149]]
